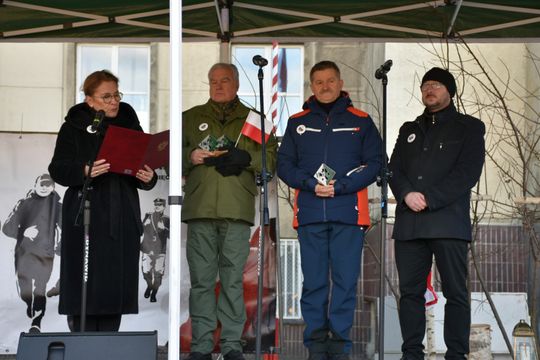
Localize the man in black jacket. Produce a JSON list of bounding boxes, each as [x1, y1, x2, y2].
[[388, 67, 485, 360], [2, 174, 62, 333]]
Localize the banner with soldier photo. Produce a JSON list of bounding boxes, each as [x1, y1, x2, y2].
[[0, 132, 277, 354], [0, 132, 168, 353]]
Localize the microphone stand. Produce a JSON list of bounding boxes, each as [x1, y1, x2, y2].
[[253, 59, 271, 360], [74, 124, 103, 332], [376, 71, 391, 360]]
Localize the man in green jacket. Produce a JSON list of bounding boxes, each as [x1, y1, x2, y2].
[[182, 63, 278, 360]]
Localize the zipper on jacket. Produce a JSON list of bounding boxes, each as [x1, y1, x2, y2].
[[322, 114, 330, 222]]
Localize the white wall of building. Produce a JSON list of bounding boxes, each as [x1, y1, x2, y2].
[[151, 42, 220, 132], [0, 43, 71, 133], [0, 42, 221, 134]]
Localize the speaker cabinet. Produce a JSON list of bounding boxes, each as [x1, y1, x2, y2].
[[16, 331, 158, 360]]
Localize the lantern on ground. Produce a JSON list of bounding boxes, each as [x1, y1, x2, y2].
[[513, 319, 537, 360]]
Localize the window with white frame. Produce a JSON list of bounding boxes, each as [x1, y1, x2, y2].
[[280, 238, 303, 320], [76, 44, 150, 132], [232, 44, 304, 137]]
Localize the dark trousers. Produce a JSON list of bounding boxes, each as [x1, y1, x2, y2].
[[394, 238, 469, 360], [297, 223, 364, 354]]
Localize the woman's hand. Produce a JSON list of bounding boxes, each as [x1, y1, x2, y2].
[[85, 159, 110, 178], [136, 165, 155, 184]]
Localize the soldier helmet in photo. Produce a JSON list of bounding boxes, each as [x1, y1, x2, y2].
[[153, 198, 166, 206]]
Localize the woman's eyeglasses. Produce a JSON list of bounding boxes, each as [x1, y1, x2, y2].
[[95, 92, 123, 104]]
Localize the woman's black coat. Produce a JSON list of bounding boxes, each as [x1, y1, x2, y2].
[[49, 102, 156, 315]]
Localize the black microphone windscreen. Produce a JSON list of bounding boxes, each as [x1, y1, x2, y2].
[[252, 55, 268, 67], [375, 59, 393, 79], [91, 110, 105, 131]]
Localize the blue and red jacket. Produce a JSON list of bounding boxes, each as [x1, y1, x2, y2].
[[277, 93, 382, 228]]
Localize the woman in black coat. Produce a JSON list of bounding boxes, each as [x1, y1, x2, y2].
[[48, 70, 157, 332]]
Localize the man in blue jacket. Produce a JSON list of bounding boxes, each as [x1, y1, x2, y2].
[[388, 67, 485, 360], [278, 60, 382, 360]]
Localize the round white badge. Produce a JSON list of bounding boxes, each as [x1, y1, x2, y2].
[[199, 123, 208, 131], [407, 133, 416, 143], [297, 125, 306, 135], [86, 125, 97, 134]]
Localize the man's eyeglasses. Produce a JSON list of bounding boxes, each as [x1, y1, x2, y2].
[[420, 82, 444, 92], [95, 92, 123, 104]]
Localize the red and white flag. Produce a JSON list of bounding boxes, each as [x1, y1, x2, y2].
[[239, 110, 274, 145]]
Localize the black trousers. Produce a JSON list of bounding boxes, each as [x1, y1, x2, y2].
[[394, 238, 469, 360]]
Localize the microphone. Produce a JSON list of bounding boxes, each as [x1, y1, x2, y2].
[[375, 59, 393, 79], [91, 110, 105, 132], [252, 55, 268, 67]]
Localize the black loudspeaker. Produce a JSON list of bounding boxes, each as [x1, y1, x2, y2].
[[16, 331, 158, 360]]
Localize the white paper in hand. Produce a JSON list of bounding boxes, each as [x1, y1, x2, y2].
[[314, 163, 336, 186], [198, 134, 217, 151]]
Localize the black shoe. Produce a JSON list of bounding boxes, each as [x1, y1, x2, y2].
[[144, 286, 151, 298], [400, 354, 423, 360], [150, 289, 157, 302], [308, 352, 328, 360], [28, 325, 41, 334], [400, 356, 423, 360], [329, 354, 350, 360], [224, 350, 245, 360], [184, 352, 212, 360]]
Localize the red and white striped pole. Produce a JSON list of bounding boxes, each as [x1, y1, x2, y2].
[[271, 41, 279, 125], [262, 40, 280, 360]]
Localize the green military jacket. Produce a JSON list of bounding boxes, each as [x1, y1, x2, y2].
[[182, 98, 278, 225]]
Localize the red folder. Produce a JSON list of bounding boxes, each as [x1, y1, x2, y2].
[[96, 125, 169, 176]]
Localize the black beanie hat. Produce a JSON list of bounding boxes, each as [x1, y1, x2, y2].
[[421, 67, 456, 97]]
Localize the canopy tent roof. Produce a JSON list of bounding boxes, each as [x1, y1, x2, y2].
[[2, 0, 540, 42]]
